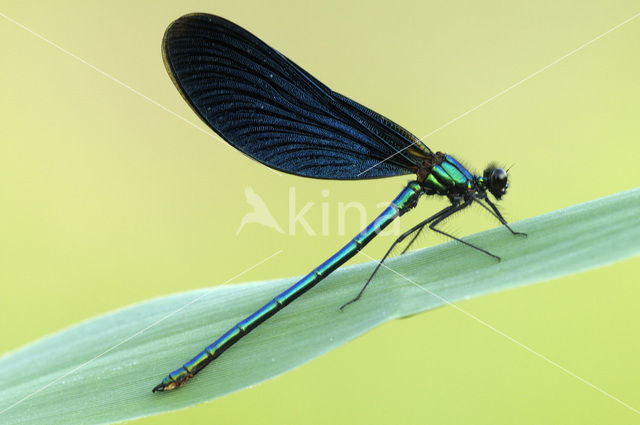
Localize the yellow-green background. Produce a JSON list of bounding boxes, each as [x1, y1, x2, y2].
[[1, 1, 639, 423]]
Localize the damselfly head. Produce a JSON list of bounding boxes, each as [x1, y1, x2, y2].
[[483, 166, 508, 199]]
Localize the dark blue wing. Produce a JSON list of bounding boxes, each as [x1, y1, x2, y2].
[[162, 14, 432, 179]]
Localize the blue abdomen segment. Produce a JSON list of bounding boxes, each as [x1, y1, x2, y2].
[[157, 182, 422, 390], [423, 154, 473, 194]]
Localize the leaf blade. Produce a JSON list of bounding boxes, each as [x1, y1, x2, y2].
[[0, 188, 638, 424]]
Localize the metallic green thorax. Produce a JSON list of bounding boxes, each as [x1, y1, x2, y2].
[[422, 154, 474, 195]]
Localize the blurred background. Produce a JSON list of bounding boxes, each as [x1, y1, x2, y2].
[[1, 0, 639, 423]]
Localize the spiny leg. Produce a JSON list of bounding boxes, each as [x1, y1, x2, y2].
[[477, 197, 527, 237], [400, 226, 425, 255], [341, 199, 506, 310], [429, 200, 501, 261], [339, 205, 455, 311]]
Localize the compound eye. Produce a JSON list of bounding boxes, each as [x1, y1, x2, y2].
[[491, 168, 507, 188], [490, 168, 508, 198]]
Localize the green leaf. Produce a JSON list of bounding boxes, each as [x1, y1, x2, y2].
[[1, 188, 638, 424]]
